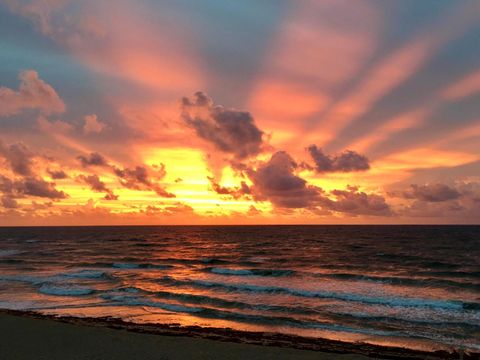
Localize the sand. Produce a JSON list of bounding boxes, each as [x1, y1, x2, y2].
[[0, 313, 366, 360], [0, 311, 473, 359]]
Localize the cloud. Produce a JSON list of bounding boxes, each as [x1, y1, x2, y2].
[[83, 114, 106, 134], [390, 182, 480, 221], [1, 195, 18, 209], [241, 151, 390, 216], [207, 176, 250, 200], [37, 116, 73, 134], [0, 141, 67, 202], [143, 202, 195, 217], [3, 0, 67, 36], [0, 141, 35, 176], [247, 151, 321, 208], [307, 145, 370, 172], [321, 186, 391, 216], [76, 152, 174, 198], [403, 183, 461, 202], [113, 164, 175, 198], [0, 70, 65, 117], [247, 205, 261, 216], [77, 152, 109, 167], [47, 168, 68, 179], [16, 177, 67, 199], [77, 174, 118, 200], [181, 92, 264, 159], [0, 175, 67, 199]]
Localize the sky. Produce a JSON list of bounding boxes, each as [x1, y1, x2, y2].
[[0, 0, 479, 225]]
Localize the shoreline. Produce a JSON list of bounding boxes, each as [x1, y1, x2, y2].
[[1, 309, 476, 359]]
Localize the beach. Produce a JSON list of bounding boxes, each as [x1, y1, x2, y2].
[[0, 311, 362, 360], [1, 310, 475, 359]]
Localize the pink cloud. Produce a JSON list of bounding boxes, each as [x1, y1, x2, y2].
[[83, 114, 106, 134], [0, 70, 65, 117]]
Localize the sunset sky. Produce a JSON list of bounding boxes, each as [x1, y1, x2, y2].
[[0, 0, 479, 225]]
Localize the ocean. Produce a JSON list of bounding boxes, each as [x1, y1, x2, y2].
[[0, 225, 478, 352]]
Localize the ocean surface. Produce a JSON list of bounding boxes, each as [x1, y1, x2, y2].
[[0, 225, 479, 352]]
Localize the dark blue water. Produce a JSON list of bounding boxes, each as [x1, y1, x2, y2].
[[0, 225, 479, 352]]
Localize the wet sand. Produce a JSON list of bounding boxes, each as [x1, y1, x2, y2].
[[0, 310, 473, 359]]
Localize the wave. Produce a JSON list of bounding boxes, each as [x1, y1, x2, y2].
[[102, 294, 202, 313], [200, 258, 231, 265], [101, 292, 398, 337], [0, 250, 24, 257], [76, 262, 173, 270], [209, 267, 295, 277], [117, 287, 321, 316], [0, 259, 25, 264], [333, 311, 480, 330], [0, 269, 110, 283], [130, 242, 157, 247], [157, 276, 478, 310], [0, 270, 110, 296], [39, 284, 95, 296], [417, 270, 480, 280], [316, 273, 480, 291], [0, 274, 60, 285], [63, 270, 109, 279], [112, 263, 143, 269]]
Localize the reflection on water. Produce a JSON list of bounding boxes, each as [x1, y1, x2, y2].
[[0, 225, 479, 352]]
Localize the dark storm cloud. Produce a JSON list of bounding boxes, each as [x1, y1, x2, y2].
[[320, 186, 392, 216], [403, 183, 461, 202], [0, 141, 34, 176], [247, 151, 321, 208], [181, 92, 264, 159], [77, 152, 109, 167], [77, 174, 118, 201], [113, 164, 175, 198], [0, 175, 67, 200], [307, 145, 370, 173]]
